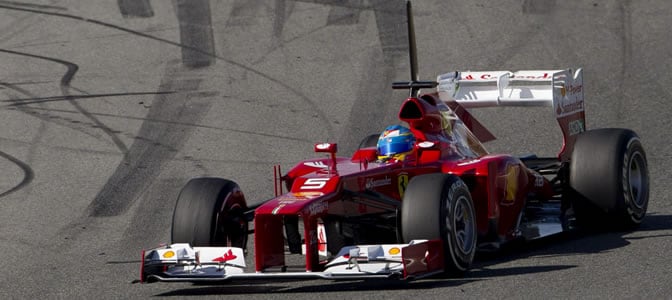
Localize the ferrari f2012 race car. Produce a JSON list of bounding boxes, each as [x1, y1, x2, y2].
[[140, 1, 649, 284]]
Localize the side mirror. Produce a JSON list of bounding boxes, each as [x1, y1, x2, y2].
[[314, 143, 338, 172], [314, 143, 338, 154]]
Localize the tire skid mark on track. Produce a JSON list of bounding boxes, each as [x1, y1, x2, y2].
[[251, 1, 348, 67], [616, 0, 633, 122], [1, 83, 47, 200], [56, 57, 132, 155], [293, 0, 404, 13], [326, 0, 364, 26], [118, 176, 183, 251], [2, 135, 275, 167], [1, 91, 173, 106], [0, 0, 67, 52], [175, 0, 215, 68], [6, 105, 311, 142], [271, 0, 291, 45], [0, 150, 34, 198], [339, 0, 406, 153], [249, 0, 371, 66], [224, 0, 269, 27], [4, 106, 113, 141], [4, 26, 178, 50], [86, 61, 209, 217], [0, 3, 334, 137], [0, 4, 49, 46], [0, 136, 121, 156], [222, 0, 332, 131], [0, 80, 53, 86], [521, 0, 557, 15], [0, 48, 130, 154], [0, 81, 121, 203], [117, 0, 153, 18], [0, 1, 66, 11]]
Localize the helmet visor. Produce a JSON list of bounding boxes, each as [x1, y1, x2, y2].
[[378, 140, 413, 156]]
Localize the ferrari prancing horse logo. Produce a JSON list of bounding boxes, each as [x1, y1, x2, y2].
[[398, 174, 409, 198]]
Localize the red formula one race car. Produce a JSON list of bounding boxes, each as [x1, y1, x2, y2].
[[141, 1, 649, 284]]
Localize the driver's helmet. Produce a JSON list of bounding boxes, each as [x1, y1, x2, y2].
[[377, 125, 415, 162]]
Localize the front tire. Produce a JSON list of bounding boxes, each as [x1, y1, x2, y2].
[[569, 128, 649, 229], [171, 178, 249, 248], [401, 174, 477, 274]]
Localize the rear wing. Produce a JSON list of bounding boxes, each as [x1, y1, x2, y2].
[[437, 69, 583, 112], [436, 69, 585, 161]]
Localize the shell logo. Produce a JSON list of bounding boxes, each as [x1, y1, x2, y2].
[[388, 247, 401, 255], [162, 250, 175, 259]]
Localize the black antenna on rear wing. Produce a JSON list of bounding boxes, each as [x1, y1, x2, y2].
[[392, 1, 438, 97]]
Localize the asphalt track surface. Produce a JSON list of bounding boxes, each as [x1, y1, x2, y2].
[[1, 0, 671, 298]]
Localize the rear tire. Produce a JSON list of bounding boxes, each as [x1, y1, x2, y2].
[[569, 128, 649, 229], [171, 178, 249, 248], [401, 174, 476, 274]]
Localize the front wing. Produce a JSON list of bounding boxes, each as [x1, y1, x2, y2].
[[141, 240, 444, 283]]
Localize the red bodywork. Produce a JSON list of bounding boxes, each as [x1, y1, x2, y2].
[[253, 93, 556, 273]]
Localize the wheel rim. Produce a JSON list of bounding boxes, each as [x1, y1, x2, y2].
[[449, 195, 476, 255], [628, 151, 647, 209], [215, 192, 248, 248]]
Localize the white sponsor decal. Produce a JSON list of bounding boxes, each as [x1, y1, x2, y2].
[[304, 161, 328, 168], [621, 138, 640, 212], [418, 141, 435, 148], [365, 176, 391, 189], [316, 143, 331, 150], [558, 100, 584, 115], [272, 204, 286, 215], [556, 83, 584, 117], [308, 201, 328, 215], [447, 180, 467, 204], [568, 120, 586, 136], [462, 72, 551, 80], [533, 173, 545, 187], [301, 178, 329, 190], [568, 119, 585, 136]]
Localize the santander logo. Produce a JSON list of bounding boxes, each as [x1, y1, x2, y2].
[[462, 72, 551, 80]]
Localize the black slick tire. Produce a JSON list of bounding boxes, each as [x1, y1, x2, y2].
[[401, 173, 477, 274], [570, 128, 649, 229], [171, 177, 248, 248]]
